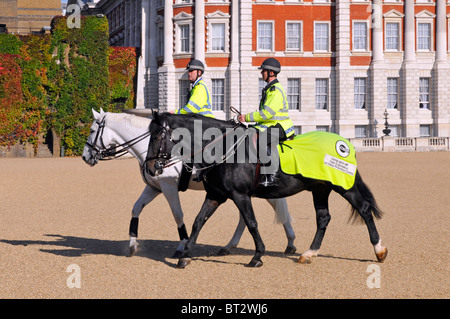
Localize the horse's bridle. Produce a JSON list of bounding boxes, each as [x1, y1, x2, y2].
[[145, 120, 172, 174], [86, 116, 151, 161], [145, 117, 247, 175]]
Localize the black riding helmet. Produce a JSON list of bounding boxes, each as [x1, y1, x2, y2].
[[258, 58, 281, 74], [186, 59, 205, 72]]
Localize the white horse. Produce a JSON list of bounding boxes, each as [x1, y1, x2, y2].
[[82, 109, 297, 258]]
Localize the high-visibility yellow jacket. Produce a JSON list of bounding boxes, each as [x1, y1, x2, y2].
[[175, 79, 215, 118], [245, 79, 295, 138]]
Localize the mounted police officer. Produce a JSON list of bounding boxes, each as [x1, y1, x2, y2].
[[239, 58, 295, 187], [175, 59, 214, 118]]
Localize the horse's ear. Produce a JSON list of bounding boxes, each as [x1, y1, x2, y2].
[[100, 107, 105, 114], [152, 110, 160, 123], [92, 108, 100, 119]]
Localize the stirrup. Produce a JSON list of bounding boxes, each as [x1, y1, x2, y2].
[[258, 174, 279, 187]]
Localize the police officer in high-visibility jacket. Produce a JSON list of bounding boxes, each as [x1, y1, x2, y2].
[[239, 58, 295, 187], [175, 59, 215, 118]]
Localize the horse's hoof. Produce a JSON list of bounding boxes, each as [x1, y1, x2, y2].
[[176, 258, 191, 269], [217, 248, 231, 256], [128, 244, 140, 257], [376, 247, 388, 263], [297, 255, 312, 264], [246, 258, 263, 268], [284, 246, 297, 255], [172, 250, 183, 259]]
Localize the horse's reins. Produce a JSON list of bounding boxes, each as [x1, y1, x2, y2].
[[147, 107, 247, 173], [86, 116, 151, 161]]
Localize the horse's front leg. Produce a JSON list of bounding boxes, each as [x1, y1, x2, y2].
[[159, 181, 189, 258], [232, 193, 265, 268], [128, 185, 161, 257], [176, 198, 220, 268]]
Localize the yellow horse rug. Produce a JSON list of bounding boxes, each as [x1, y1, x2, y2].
[[277, 131, 357, 190]]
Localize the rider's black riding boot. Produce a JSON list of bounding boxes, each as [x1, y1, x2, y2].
[[258, 147, 279, 187]]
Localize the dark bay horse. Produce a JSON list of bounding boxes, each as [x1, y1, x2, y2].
[[146, 112, 387, 268]]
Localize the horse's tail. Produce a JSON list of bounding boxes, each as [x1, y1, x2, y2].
[[267, 198, 292, 225], [348, 171, 383, 224]]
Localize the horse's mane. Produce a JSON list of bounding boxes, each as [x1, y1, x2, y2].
[[106, 112, 151, 130], [161, 112, 244, 130]]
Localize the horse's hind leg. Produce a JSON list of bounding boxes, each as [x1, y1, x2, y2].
[[298, 186, 331, 264], [342, 186, 387, 262], [218, 198, 295, 256], [129, 185, 161, 257], [217, 214, 246, 256], [267, 198, 296, 254]]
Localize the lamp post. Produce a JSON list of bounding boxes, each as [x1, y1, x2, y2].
[[382, 109, 391, 137]]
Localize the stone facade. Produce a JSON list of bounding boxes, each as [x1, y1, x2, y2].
[[82, 0, 450, 139]]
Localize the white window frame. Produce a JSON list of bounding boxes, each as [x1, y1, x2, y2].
[[385, 22, 400, 51], [420, 124, 431, 137], [179, 79, 191, 109], [316, 126, 329, 132], [257, 21, 274, 52], [415, 11, 435, 52], [387, 77, 398, 109], [315, 78, 329, 110], [352, 20, 369, 51], [211, 78, 225, 111], [417, 23, 432, 51], [354, 77, 366, 109], [174, 12, 194, 55], [285, 21, 303, 52], [419, 77, 431, 110], [383, 10, 404, 52], [206, 11, 231, 54], [314, 22, 330, 53], [355, 125, 367, 138], [287, 78, 301, 110]]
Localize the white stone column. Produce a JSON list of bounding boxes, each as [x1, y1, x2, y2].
[[370, 0, 385, 137], [371, 0, 383, 62], [403, 0, 415, 62], [159, 0, 176, 112], [228, 0, 240, 118], [334, 0, 351, 135], [435, 0, 447, 62], [239, 0, 253, 115], [136, 0, 149, 109], [194, 0, 205, 63], [432, 0, 450, 136], [401, 0, 419, 137], [163, 0, 173, 67]]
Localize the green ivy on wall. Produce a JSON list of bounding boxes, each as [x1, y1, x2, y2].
[[0, 15, 137, 156]]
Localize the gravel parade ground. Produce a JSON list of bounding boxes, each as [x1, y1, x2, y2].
[[0, 152, 448, 300]]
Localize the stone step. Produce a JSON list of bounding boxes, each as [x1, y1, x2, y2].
[[37, 144, 53, 158]]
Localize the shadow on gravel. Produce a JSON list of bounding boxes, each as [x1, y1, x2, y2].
[[1, 234, 375, 268], [1, 234, 302, 268]]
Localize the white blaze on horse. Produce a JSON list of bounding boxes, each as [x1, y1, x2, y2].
[[82, 109, 297, 258]]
